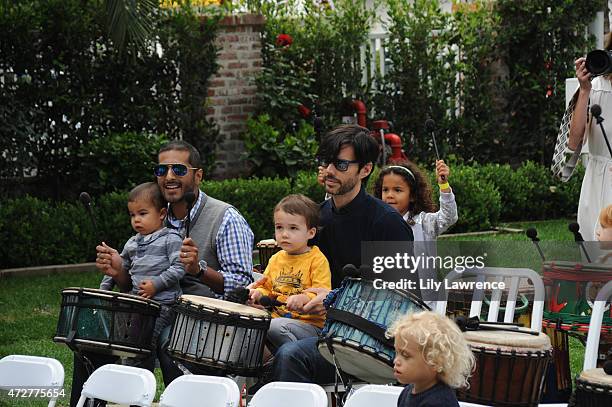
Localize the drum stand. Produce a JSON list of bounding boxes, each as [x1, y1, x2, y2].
[[323, 335, 358, 407]]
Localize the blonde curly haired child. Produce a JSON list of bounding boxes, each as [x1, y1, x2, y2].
[[386, 311, 474, 407], [596, 203, 612, 261]]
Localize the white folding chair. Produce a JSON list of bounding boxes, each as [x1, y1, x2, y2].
[[435, 267, 545, 332], [159, 375, 240, 407], [343, 384, 403, 407], [248, 382, 327, 407], [583, 279, 612, 370], [0, 355, 64, 407], [74, 364, 156, 407]]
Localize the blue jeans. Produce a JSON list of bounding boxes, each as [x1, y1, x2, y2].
[[271, 337, 336, 383]]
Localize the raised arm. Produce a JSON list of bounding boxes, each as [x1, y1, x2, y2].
[[568, 57, 592, 151]]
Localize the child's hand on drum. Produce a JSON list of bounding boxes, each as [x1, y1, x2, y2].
[[286, 294, 310, 312], [138, 280, 156, 299]]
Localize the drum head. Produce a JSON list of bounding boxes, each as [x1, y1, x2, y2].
[[579, 368, 612, 387], [318, 339, 395, 384], [62, 287, 161, 308], [465, 329, 551, 352], [180, 295, 269, 318]]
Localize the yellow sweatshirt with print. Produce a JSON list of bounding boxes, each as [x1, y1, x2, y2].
[[256, 245, 331, 328]]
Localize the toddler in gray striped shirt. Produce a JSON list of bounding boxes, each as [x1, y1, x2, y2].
[[99, 182, 185, 344]]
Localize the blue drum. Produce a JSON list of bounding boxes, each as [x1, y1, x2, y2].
[[318, 278, 427, 383]]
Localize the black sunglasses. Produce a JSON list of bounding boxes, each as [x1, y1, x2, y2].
[[316, 157, 359, 172], [154, 163, 199, 177]]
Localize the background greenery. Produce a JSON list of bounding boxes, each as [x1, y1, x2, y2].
[[0, 161, 583, 269], [0, 0, 221, 200], [238, 0, 600, 175]]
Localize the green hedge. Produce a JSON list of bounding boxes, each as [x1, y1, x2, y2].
[[0, 163, 583, 268]]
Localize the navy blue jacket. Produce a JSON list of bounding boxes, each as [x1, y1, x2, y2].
[[315, 187, 414, 289]]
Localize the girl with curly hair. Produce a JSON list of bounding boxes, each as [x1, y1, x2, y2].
[[373, 159, 457, 241], [387, 311, 474, 406]]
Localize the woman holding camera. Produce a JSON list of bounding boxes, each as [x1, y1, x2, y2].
[[569, 33, 612, 241]]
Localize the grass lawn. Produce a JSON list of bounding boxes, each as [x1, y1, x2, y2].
[[0, 218, 593, 405]]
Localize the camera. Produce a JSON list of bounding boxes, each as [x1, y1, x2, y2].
[[586, 49, 612, 77]]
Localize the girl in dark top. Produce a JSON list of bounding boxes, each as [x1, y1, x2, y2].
[[386, 311, 474, 407]]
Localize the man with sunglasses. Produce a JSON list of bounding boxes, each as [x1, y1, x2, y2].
[[269, 124, 415, 384], [154, 141, 253, 299], [154, 140, 255, 383], [87, 140, 255, 391]]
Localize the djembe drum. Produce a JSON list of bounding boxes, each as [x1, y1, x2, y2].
[[317, 278, 428, 384], [54, 287, 161, 358], [569, 368, 612, 406], [256, 239, 280, 271], [167, 295, 271, 377], [542, 261, 612, 400], [458, 328, 552, 407]]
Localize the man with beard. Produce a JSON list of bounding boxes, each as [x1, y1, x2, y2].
[[155, 140, 254, 298], [69, 140, 254, 406], [268, 124, 414, 384]]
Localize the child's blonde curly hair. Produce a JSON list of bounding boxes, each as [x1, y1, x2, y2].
[[599, 204, 612, 229], [386, 311, 474, 389]]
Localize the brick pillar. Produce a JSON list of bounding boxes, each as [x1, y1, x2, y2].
[[207, 14, 264, 179]]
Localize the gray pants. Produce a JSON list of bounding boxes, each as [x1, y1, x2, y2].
[[267, 317, 321, 353]]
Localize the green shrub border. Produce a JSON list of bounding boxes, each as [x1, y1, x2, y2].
[[0, 162, 583, 268]]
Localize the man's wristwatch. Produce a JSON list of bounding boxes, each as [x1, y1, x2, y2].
[[195, 259, 207, 280]]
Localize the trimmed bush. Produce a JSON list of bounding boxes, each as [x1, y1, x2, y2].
[[0, 196, 95, 268], [0, 162, 584, 268]]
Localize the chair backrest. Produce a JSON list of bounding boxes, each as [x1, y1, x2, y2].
[[159, 375, 240, 407], [75, 364, 156, 407], [249, 382, 327, 407], [344, 384, 403, 407], [583, 280, 612, 370], [0, 355, 65, 407], [435, 267, 545, 332]]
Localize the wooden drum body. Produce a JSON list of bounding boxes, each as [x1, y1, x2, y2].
[[570, 368, 612, 407], [458, 329, 552, 407], [54, 287, 160, 358], [167, 295, 271, 376]]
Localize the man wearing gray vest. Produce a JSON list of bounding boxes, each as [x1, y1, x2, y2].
[[155, 139, 255, 384], [69, 140, 254, 405], [156, 140, 254, 298]]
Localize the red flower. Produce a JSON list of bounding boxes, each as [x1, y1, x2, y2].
[[297, 104, 311, 118], [276, 34, 293, 47]]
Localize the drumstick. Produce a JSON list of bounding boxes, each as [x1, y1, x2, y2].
[[455, 315, 539, 335], [183, 191, 196, 238], [455, 315, 521, 328], [425, 119, 446, 183], [79, 192, 102, 243], [260, 296, 285, 307]]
